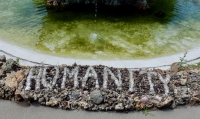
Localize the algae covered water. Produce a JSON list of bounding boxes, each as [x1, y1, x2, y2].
[[0, 0, 200, 60]]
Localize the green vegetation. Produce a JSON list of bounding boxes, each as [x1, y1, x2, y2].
[[16, 58, 20, 65], [142, 108, 154, 116], [142, 108, 149, 116], [179, 51, 187, 71], [186, 62, 200, 69]]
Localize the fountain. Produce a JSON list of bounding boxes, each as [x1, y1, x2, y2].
[[0, 0, 200, 68]]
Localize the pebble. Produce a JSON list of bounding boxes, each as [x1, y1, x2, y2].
[[72, 91, 80, 100], [140, 96, 148, 103], [155, 95, 162, 101], [115, 103, 124, 110], [181, 78, 187, 85], [46, 98, 58, 106], [89, 90, 103, 104]]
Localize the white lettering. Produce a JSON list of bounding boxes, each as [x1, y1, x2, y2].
[[140, 71, 157, 94], [128, 69, 135, 92], [158, 74, 171, 95], [103, 67, 122, 90], [42, 66, 59, 90], [61, 66, 79, 89], [25, 68, 43, 90], [82, 66, 99, 88]]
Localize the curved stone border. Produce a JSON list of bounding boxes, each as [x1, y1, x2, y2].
[[1, 56, 200, 111], [1, 40, 200, 70]]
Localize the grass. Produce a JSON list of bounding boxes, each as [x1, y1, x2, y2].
[[186, 62, 200, 69], [142, 108, 149, 116], [142, 108, 154, 116], [16, 58, 20, 65], [179, 51, 187, 71]]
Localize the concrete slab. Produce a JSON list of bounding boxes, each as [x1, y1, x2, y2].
[[0, 100, 200, 119], [1, 40, 200, 69]]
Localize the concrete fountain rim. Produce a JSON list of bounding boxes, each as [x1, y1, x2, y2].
[[1, 39, 200, 70]]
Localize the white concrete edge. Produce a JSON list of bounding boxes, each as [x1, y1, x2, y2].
[[1, 40, 200, 70]]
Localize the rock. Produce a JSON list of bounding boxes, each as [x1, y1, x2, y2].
[[59, 101, 69, 109], [157, 96, 173, 108], [2, 59, 19, 73], [115, 103, 124, 111], [190, 69, 199, 74], [89, 90, 103, 104], [15, 70, 25, 83], [38, 97, 44, 103], [72, 91, 80, 100], [146, 102, 153, 108], [134, 97, 140, 102], [180, 78, 187, 85], [190, 97, 200, 106], [0, 62, 3, 67], [83, 90, 88, 95], [79, 101, 89, 109], [170, 62, 180, 72], [155, 95, 162, 101], [177, 71, 187, 76], [5, 72, 17, 88], [46, 97, 60, 106], [135, 102, 145, 110], [53, 0, 58, 6], [0, 55, 6, 62], [0, 80, 5, 86], [15, 90, 23, 101], [47, 0, 54, 3], [141, 96, 148, 103]]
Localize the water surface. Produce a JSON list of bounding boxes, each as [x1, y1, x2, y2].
[[0, 0, 200, 59]]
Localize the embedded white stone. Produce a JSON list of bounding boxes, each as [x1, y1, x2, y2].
[[42, 66, 59, 90], [103, 67, 122, 90], [158, 73, 171, 95], [140, 71, 157, 94], [25, 68, 43, 90], [42, 67, 47, 88], [128, 69, 135, 92], [82, 66, 99, 88], [61, 66, 79, 89]]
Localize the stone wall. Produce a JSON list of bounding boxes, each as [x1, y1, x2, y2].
[[1, 55, 200, 111]]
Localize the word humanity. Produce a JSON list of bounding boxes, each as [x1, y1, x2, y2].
[[1, 57, 200, 111], [25, 66, 171, 95]]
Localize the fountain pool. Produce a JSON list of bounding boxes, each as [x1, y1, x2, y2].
[[0, 0, 200, 60]]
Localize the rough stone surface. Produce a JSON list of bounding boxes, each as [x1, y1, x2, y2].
[[89, 90, 103, 104], [170, 62, 180, 72], [1, 56, 200, 112], [0, 55, 6, 62], [140, 96, 148, 103], [72, 91, 80, 100], [115, 103, 124, 111], [180, 78, 187, 85], [15, 70, 25, 83], [5, 72, 17, 88], [0, 62, 3, 67], [2, 59, 19, 73]]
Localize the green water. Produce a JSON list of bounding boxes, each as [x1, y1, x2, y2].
[[0, 0, 200, 59]]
